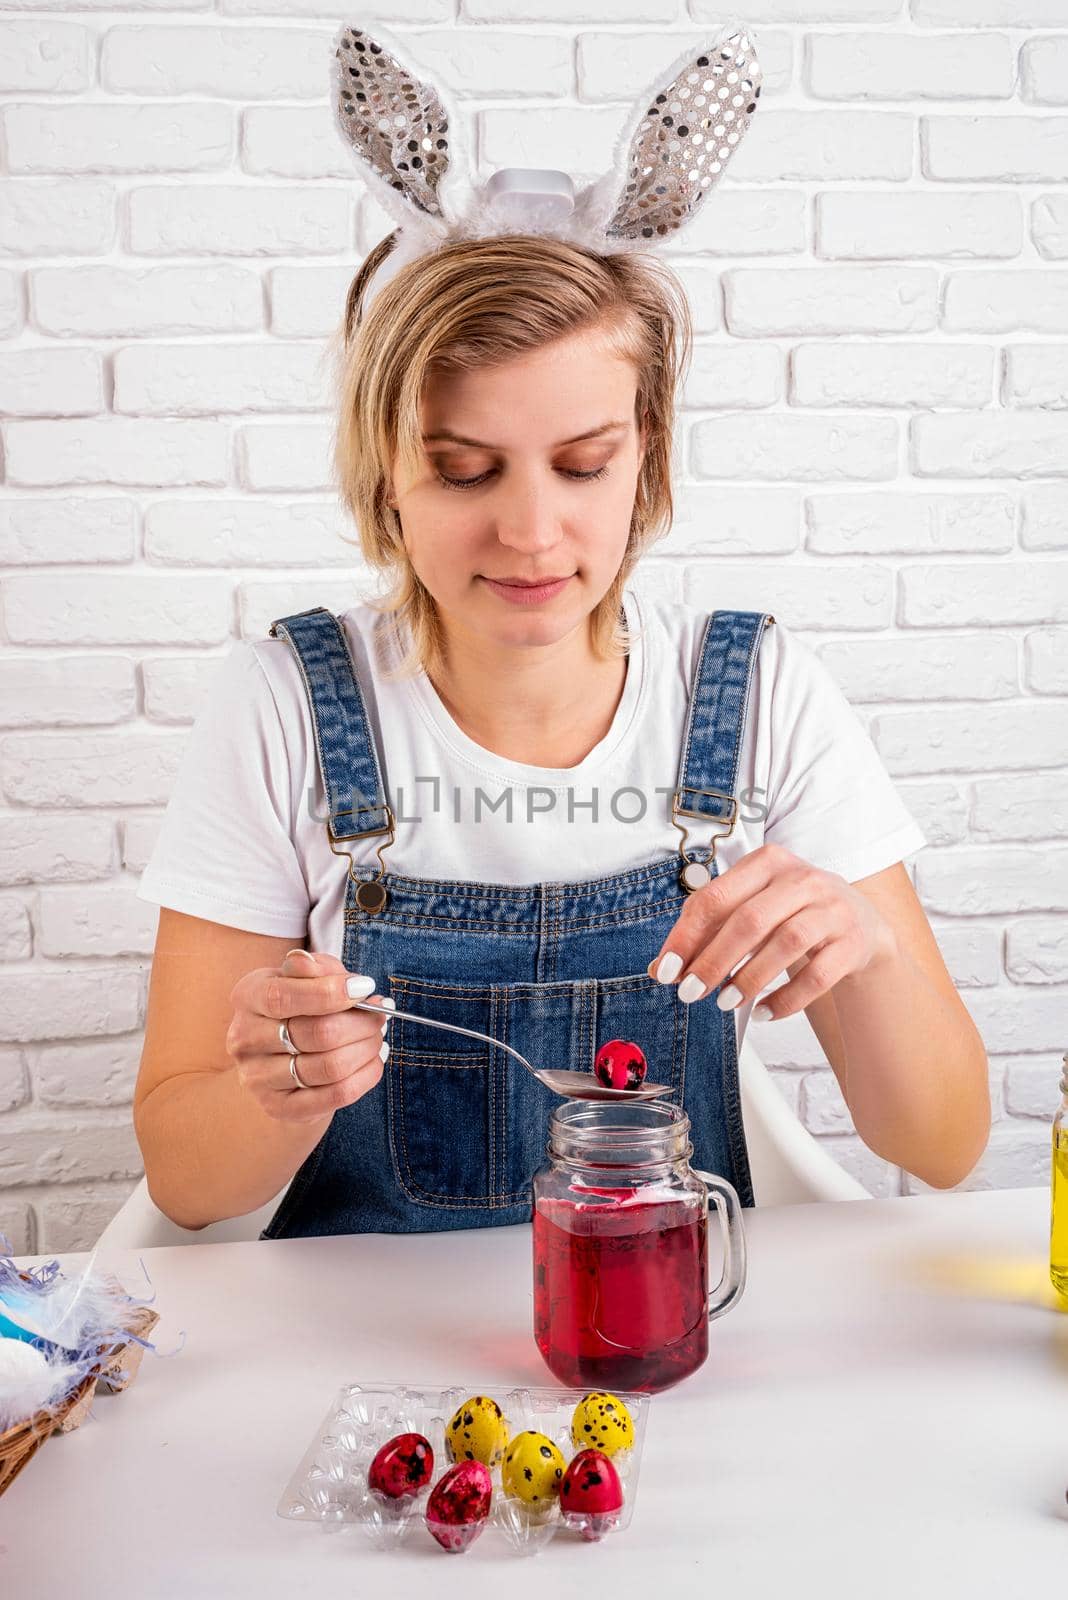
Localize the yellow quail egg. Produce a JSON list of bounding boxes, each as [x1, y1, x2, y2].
[[445, 1394, 509, 1468], [501, 1430, 566, 1513], [570, 1391, 635, 1457]]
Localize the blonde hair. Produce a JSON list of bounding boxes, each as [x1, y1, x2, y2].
[[329, 231, 693, 681]]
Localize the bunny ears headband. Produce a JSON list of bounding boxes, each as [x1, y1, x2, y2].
[[330, 20, 763, 316]]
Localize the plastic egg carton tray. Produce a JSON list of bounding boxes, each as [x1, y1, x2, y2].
[[277, 1378, 651, 1556]]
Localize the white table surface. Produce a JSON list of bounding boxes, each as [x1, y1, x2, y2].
[[2, 1187, 1065, 1596]]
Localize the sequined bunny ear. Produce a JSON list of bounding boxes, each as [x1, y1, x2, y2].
[[577, 26, 762, 246], [330, 21, 467, 239]]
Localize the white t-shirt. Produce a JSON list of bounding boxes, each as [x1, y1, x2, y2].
[[137, 585, 926, 1044]]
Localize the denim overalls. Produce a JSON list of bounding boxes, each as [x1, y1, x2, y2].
[[259, 603, 775, 1238]]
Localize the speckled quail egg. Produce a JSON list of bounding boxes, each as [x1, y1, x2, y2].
[[559, 1448, 624, 1541], [424, 1460, 492, 1553], [501, 1429, 566, 1512], [367, 1432, 434, 1500], [570, 1390, 635, 1457], [444, 1394, 509, 1468]]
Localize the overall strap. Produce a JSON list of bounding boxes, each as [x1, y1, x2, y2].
[[674, 609, 775, 847], [267, 606, 391, 844]]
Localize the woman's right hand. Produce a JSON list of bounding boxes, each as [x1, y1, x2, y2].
[[226, 947, 393, 1125]]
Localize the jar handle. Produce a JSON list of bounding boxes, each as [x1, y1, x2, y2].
[[694, 1170, 748, 1323]]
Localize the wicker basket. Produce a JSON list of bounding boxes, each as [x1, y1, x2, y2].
[[0, 1277, 160, 1500]]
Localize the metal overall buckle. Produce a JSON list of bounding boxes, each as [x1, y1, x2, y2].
[[671, 787, 738, 894], [327, 803, 396, 915]]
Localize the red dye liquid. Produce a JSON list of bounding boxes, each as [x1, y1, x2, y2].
[[533, 1194, 708, 1393]]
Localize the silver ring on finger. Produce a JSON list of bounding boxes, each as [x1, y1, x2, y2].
[[289, 1054, 311, 1091], [279, 1019, 298, 1055]]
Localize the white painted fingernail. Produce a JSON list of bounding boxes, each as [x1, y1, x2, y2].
[[678, 974, 707, 1004], [379, 997, 396, 1011], [656, 952, 683, 984], [379, 1040, 390, 1061], [716, 983, 743, 1011], [753, 1003, 774, 1022], [346, 975, 375, 1000]]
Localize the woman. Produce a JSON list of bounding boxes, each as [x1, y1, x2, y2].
[[132, 30, 990, 1234]]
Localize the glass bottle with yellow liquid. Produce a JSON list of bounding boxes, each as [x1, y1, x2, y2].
[[1052, 1052, 1068, 1303]]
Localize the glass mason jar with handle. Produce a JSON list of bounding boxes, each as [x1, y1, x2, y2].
[[532, 1099, 747, 1394], [1052, 1052, 1068, 1303]]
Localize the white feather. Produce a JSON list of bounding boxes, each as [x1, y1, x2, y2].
[[0, 1246, 130, 1351], [0, 1338, 86, 1433]]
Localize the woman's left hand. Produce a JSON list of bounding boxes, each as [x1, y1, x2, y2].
[[647, 843, 899, 1019]]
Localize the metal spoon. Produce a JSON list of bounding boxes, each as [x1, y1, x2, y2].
[[350, 998, 672, 1102]]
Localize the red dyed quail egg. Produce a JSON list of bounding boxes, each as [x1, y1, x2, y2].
[[593, 1038, 648, 1091], [367, 1432, 434, 1500], [424, 1460, 492, 1553], [559, 1447, 624, 1541], [444, 1394, 509, 1468], [570, 1391, 635, 1457]]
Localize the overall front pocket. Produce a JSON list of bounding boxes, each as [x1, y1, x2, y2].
[[384, 970, 688, 1210]]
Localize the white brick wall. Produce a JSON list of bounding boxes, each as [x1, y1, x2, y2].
[[0, 4, 1065, 1253]]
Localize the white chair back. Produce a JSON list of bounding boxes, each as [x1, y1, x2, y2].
[[94, 1034, 868, 1250]]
